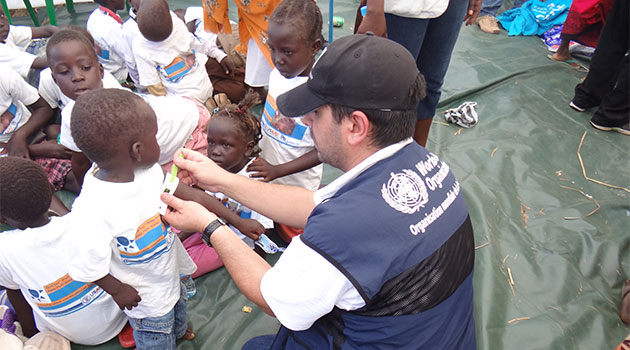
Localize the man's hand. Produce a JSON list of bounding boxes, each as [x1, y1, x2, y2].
[[5, 136, 30, 158], [247, 157, 281, 182], [464, 0, 482, 25], [111, 282, 141, 311], [161, 193, 217, 233], [219, 56, 236, 76], [174, 148, 229, 192], [235, 218, 265, 241]]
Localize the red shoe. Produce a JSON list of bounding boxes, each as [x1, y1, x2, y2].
[[118, 322, 135, 348]]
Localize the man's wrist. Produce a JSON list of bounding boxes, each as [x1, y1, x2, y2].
[[201, 218, 227, 246]]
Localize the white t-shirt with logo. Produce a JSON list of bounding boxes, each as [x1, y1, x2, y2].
[[0, 65, 38, 143], [0, 216, 127, 345], [132, 11, 212, 103], [38, 68, 122, 109], [67, 163, 197, 319], [0, 26, 36, 77], [59, 94, 198, 165], [87, 8, 136, 81], [259, 68, 322, 191]]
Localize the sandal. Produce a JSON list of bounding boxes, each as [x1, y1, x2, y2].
[[546, 54, 589, 73]]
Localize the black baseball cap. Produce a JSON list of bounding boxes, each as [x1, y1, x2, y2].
[[277, 34, 423, 117]]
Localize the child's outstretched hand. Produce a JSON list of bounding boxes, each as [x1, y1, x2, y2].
[[219, 56, 236, 76], [111, 283, 142, 311], [236, 218, 265, 241], [247, 157, 281, 182]]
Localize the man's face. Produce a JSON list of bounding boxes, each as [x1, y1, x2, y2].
[[49, 40, 104, 100], [302, 105, 345, 170]]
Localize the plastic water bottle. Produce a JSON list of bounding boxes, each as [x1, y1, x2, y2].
[[180, 274, 196, 298]]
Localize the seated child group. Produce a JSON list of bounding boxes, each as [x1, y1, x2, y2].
[[0, 0, 325, 346]]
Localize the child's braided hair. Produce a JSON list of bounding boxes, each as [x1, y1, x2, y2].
[[269, 0, 323, 43], [211, 90, 263, 156]]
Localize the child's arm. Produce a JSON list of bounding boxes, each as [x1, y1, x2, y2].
[[30, 56, 49, 70], [173, 183, 265, 241], [5, 288, 38, 337], [30, 25, 58, 39], [247, 149, 321, 182], [6, 97, 56, 158], [71, 151, 92, 187], [95, 274, 141, 311]]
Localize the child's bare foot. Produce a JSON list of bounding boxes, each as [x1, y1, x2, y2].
[[180, 325, 195, 340], [551, 51, 571, 62]]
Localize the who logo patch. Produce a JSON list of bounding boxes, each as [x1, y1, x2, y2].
[[381, 169, 428, 214]]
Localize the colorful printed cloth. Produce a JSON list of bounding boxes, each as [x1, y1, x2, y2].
[[202, 0, 282, 67], [498, 0, 572, 36]]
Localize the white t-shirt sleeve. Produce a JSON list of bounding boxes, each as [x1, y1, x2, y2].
[[193, 36, 227, 63], [132, 38, 162, 87], [260, 236, 365, 331], [7, 26, 33, 48], [0, 47, 36, 78], [0, 234, 20, 289], [38, 68, 63, 109], [59, 102, 81, 152], [0, 66, 39, 106]]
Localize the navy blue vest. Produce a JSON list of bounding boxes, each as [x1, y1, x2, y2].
[[274, 142, 476, 349]]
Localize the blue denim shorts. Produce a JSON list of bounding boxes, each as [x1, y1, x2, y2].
[[129, 283, 188, 350]]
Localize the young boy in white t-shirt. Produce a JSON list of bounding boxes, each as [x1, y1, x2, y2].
[[39, 26, 122, 111], [86, 0, 138, 83], [67, 89, 197, 348], [0, 11, 57, 77], [133, 0, 221, 105], [0, 156, 126, 345], [45, 29, 209, 186]]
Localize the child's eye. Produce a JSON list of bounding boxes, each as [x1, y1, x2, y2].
[[82, 66, 92, 71], [207, 139, 215, 145], [283, 50, 292, 56], [222, 143, 231, 149]]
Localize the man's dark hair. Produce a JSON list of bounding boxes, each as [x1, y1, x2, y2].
[[46, 28, 96, 64], [137, 0, 173, 42], [71, 89, 147, 164], [0, 157, 52, 223], [330, 74, 427, 148], [269, 0, 323, 43]]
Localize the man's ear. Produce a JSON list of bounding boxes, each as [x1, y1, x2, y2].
[[98, 63, 104, 79], [346, 111, 370, 146], [244, 140, 255, 158]]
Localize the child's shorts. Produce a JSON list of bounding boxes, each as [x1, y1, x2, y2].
[[128, 283, 188, 350]]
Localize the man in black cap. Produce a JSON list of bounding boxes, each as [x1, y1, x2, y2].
[[160, 34, 476, 349]]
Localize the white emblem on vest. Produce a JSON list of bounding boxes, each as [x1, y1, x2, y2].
[[381, 169, 428, 214]]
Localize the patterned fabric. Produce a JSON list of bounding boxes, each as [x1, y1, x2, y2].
[[33, 156, 72, 192], [561, 0, 613, 47], [202, 0, 281, 66]]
